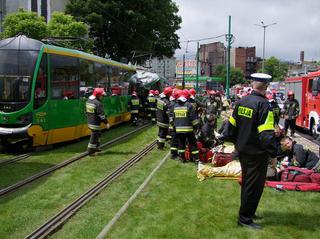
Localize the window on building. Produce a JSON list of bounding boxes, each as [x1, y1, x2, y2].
[[31, 0, 37, 12], [34, 53, 48, 109], [41, 0, 48, 21], [50, 54, 79, 99]]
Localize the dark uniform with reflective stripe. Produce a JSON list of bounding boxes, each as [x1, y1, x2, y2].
[[168, 99, 179, 158], [269, 99, 280, 125], [129, 95, 140, 125], [283, 98, 299, 136], [171, 101, 199, 162], [86, 97, 108, 153], [156, 97, 170, 149], [147, 95, 157, 124], [224, 90, 278, 225]]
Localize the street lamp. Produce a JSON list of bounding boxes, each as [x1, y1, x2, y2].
[[254, 21, 276, 72]]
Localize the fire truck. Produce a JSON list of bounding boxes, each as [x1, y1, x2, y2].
[[285, 71, 320, 138]]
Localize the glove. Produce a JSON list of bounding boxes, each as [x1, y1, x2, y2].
[[106, 123, 110, 130]]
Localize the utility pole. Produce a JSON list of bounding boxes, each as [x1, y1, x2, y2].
[[226, 16, 232, 98], [196, 41, 200, 93], [182, 54, 185, 89], [254, 21, 276, 72]]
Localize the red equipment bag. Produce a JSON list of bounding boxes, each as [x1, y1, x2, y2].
[[311, 172, 320, 184], [265, 181, 320, 192], [212, 152, 233, 167], [280, 166, 313, 183], [184, 142, 213, 163]]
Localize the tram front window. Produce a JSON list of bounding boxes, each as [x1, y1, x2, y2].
[[0, 50, 38, 102]]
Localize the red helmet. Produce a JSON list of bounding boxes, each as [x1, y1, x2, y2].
[[208, 90, 216, 95], [149, 89, 154, 95], [189, 88, 196, 96], [271, 89, 277, 94], [154, 90, 159, 96], [163, 87, 173, 96], [173, 89, 182, 99], [93, 88, 106, 97], [288, 91, 294, 96], [182, 89, 190, 99], [266, 94, 273, 100], [132, 91, 137, 96]]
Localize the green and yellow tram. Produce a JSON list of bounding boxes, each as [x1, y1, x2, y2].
[[0, 35, 140, 150]]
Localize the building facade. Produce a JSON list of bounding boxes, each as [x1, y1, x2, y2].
[[231, 46, 259, 78], [151, 56, 176, 80], [199, 42, 226, 76], [0, 0, 69, 29]]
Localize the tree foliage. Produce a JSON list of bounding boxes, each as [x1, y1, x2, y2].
[[263, 56, 288, 81], [1, 9, 47, 40], [1, 10, 92, 52], [47, 12, 92, 51], [214, 65, 247, 86], [65, 0, 182, 61]]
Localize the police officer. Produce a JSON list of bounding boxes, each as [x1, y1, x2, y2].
[[147, 90, 157, 124], [223, 73, 279, 230], [86, 88, 109, 155], [128, 91, 140, 126], [283, 91, 300, 137], [156, 87, 172, 149], [170, 90, 199, 163]]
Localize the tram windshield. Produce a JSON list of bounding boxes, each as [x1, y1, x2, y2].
[[0, 50, 39, 102]]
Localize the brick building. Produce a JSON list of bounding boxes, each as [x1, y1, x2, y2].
[[199, 42, 226, 76], [231, 46, 259, 78]]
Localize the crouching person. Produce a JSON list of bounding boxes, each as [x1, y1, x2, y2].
[[171, 90, 199, 163], [86, 88, 109, 155]]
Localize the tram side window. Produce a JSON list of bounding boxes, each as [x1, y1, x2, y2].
[[34, 53, 48, 109], [51, 54, 79, 99], [94, 62, 108, 92], [80, 59, 95, 97], [110, 66, 122, 96]]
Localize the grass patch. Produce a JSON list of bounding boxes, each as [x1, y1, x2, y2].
[[0, 124, 139, 188], [106, 160, 320, 239], [0, 126, 157, 239]]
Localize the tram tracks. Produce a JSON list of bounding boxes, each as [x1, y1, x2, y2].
[[25, 140, 157, 239], [0, 154, 31, 167], [0, 124, 150, 197]]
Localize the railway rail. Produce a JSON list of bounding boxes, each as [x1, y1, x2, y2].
[[25, 140, 157, 239], [0, 124, 150, 197], [0, 154, 31, 167]]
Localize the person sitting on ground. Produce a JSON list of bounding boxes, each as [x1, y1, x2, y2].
[[280, 136, 319, 170], [197, 114, 219, 149]]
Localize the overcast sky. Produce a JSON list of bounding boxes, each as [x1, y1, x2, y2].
[[173, 0, 320, 62]]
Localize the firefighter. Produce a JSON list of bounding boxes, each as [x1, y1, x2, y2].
[[223, 73, 279, 230], [205, 90, 219, 128], [283, 91, 300, 137], [197, 114, 219, 149], [169, 89, 181, 159], [170, 90, 199, 163], [156, 87, 172, 149], [128, 91, 140, 126], [86, 88, 109, 155], [266, 93, 281, 125], [147, 90, 157, 124]]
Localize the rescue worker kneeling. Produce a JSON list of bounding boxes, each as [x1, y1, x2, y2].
[[171, 90, 199, 163], [86, 88, 109, 155]]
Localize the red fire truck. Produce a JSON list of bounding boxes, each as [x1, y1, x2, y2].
[[285, 71, 320, 138]]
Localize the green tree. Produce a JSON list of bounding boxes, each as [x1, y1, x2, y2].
[[263, 56, 288, 81], [65, 0, 181, 61], [1, 9, 47, 40], [214, 65, 247, 86], [47, 12, 92, 51]]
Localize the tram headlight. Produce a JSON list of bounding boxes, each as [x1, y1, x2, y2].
[[17, 112, 33, 124]]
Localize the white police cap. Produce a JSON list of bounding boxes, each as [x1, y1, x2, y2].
[[250, 73, 272, 83]]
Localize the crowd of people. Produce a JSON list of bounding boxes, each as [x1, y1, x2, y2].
[[83, 74, 319, 230]]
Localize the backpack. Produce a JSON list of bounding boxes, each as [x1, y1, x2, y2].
[[280, 166, 313, 183], [265, 181, 320, 192]]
